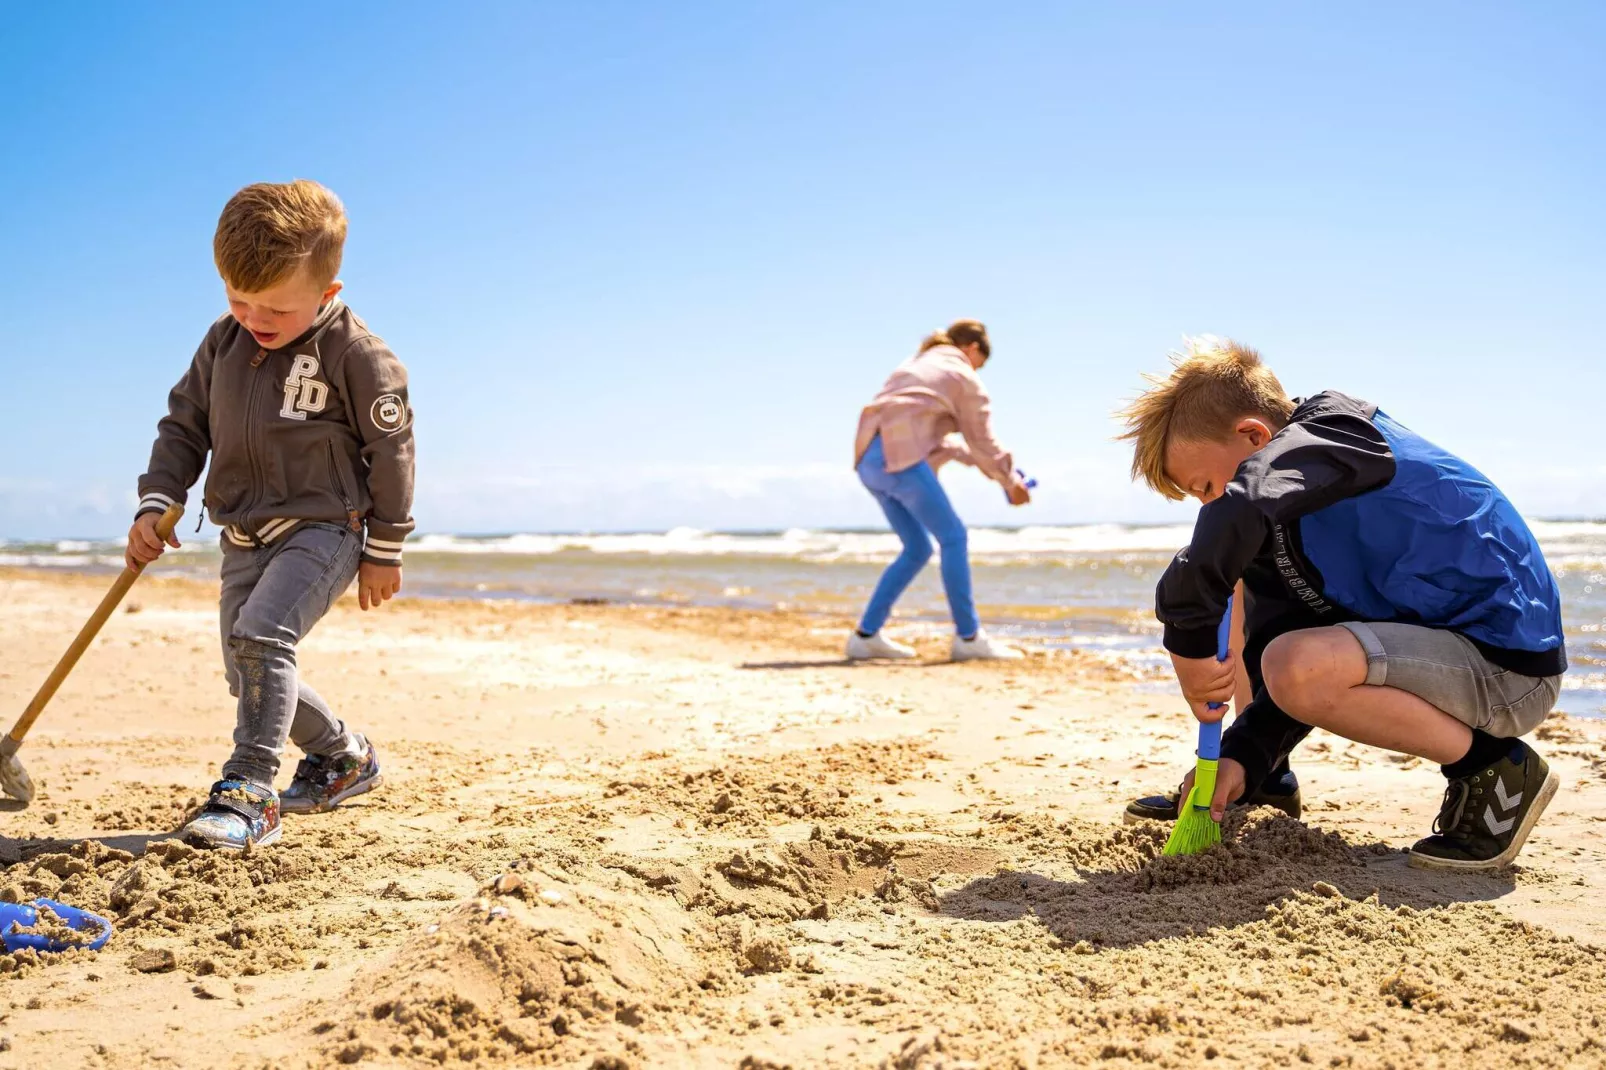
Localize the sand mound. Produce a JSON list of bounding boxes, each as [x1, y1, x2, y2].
[[944, 809, 1400, 949], [0, 831, 396, 978], [311, 868, 703, 1066]]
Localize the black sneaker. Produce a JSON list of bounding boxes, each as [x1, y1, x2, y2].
[[1408, 740, 1559, 871], [281, 736, 383, 816], [1123, 767, 1302, 825]]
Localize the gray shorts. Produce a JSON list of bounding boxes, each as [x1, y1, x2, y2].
[[1337, 622, 1561, 738]]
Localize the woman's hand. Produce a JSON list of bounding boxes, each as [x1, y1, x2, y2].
[[1006, 477, 1032, 506]]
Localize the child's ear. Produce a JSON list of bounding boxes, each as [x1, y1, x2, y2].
[[322, 279, 344, 303]]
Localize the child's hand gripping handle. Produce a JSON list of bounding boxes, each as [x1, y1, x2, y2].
[[1187, 597, 1234, 814]]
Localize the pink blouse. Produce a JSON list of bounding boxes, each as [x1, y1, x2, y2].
[[853, 345, 1014, 484]]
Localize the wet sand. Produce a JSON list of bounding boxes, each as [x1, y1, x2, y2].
[[2, 568, 1604, 1068]]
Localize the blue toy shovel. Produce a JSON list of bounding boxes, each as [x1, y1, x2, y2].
[[0, 898, 114, 954], [1005, 469, 1038, 501]]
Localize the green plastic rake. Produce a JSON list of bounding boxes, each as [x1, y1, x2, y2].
[[1163, 597, 1234, 857]]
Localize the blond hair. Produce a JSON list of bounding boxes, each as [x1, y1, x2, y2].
[[214, 179, 348, 292], [1116, 335, 1293, 500], [919, 319, 990, 358]]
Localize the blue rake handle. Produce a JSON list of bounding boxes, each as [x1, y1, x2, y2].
[[1188, 596, 1235, 807]]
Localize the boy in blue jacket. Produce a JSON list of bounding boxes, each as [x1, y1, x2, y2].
[[1118, 337, 1565, 871]]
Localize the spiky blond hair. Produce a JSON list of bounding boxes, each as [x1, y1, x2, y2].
[[1116, 336, 1293, 501], [214, 179, 347, 292]]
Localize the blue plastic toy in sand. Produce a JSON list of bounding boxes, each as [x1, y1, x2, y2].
[[1, 898, 114, 954]]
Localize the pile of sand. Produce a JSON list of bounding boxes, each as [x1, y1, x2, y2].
[[0, 832, 395, 978], [310, 866, 705, 1066]]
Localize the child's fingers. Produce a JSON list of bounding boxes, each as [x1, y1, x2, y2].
[[1209, 778, 1233, 822], [358, 584, 372, 611], [126, 539, 162, 567], [1209, 764, 1245, 822], [165, 532, 182, 549]]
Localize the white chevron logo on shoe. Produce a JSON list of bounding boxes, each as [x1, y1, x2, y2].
[[1484, 777, 1524, 836], [1494, 778, 1522, 812]]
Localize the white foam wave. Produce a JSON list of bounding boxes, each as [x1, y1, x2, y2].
[[409, 520, 1606, 564], [5, 520, 1603, 567], [409, 523, 1201, 562]]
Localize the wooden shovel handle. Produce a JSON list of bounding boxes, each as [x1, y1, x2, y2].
[[4, 503, 185, 746]]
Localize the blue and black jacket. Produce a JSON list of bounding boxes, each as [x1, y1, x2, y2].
[[1156, 391, 1566, 791]]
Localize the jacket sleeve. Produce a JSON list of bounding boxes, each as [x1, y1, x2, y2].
[[952, 369, 1014, 485], [135, 331, 217, 519], [928, 433, 977, 472], [340, 336, 416, 565], [1156, 405, 1395, 658], [1220, 694, 1313, 795]]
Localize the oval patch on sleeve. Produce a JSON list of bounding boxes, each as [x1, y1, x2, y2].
[[370, 394, 410, 433]]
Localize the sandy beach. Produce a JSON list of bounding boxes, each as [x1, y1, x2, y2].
[[2, 567, 1604, 1069]]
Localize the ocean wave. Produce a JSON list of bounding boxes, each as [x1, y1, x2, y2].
[[409, 523, 1205, 562], [405, 520, 1606, 565], [4, 520, 1603, 566]]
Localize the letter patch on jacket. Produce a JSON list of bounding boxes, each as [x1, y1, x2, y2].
[[281, 355, 329, 420]]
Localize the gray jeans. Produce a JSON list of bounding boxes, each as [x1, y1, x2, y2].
[[219, 523, 363, 789]]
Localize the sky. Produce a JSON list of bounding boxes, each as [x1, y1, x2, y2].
[[1, 2, 1602, 539]]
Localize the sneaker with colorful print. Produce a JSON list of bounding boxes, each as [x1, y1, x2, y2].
[[181, 780, 282, 851], [281, 735, 384, 815]]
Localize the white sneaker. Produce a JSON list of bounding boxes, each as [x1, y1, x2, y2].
[[846, 631, 919, 660], [950, 629, 1024, 662]]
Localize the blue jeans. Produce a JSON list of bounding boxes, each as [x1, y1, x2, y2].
[[856, 435, 978, 638]]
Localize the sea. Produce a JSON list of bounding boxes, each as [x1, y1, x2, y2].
[[4, 520, 1603, 719]]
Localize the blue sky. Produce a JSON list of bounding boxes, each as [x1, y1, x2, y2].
[[1, 3, 1601, 539]]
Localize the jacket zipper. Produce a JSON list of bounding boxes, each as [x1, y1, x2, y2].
[[326, 440, 363, 534], [242, 348, 270, 543]]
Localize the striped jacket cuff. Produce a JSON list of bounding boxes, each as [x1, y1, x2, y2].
[[135, 491, 177, 519], [362, 534, 405, 565]]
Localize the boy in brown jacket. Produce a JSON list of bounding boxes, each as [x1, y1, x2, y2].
[[126, 179, 415, 849]]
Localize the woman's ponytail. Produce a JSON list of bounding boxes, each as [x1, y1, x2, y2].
[[919, 319, 990, 357]]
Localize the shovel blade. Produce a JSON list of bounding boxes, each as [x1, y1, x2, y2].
[[1, 755, 34, 804]]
